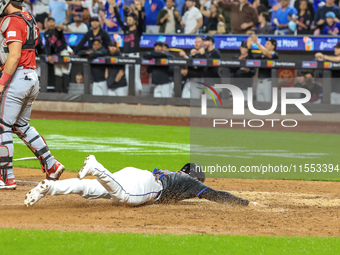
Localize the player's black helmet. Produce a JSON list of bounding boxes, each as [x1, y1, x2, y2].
[[180, 163, 205, 183]]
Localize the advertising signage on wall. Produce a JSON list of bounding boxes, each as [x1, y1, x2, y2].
[[40, 33, 339, 52]]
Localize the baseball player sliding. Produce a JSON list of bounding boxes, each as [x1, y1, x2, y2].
[[24, 155, 266, 208], [0, 0, 65, 190]]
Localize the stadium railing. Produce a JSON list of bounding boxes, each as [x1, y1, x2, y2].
[[37, 55, 337, 107]]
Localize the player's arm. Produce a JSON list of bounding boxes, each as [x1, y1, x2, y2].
[[252, 34, 272, 59], [0, 42, 22, 92], [115, 69, 124, 83], [113, 5, 124, 29], [324, 55, 340, 62]]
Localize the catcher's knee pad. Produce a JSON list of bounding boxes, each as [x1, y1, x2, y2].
[[0, 118, 13, 134], [0, 145, 12, 182], [12, 124, 51, 173]]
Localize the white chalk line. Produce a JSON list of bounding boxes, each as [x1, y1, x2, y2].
[[12, 135, 328, 159]]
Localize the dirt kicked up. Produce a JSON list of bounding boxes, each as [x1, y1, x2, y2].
[[0, 168, 339, 237]]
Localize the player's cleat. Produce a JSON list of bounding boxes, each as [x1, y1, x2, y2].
[[24, 180, 50, 207], [77, 155, 98, 179], [46, 160, 65, 180], [0, 177, 17, 190]]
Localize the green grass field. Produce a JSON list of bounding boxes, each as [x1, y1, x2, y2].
[[12, 119, 340, 180], [0, 229, 339, 255], [3, 118, 340, 254]]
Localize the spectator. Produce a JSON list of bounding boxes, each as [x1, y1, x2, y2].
[[45, 18, 73, 93], [252, 0, 268, 14], [255, 11, 274, 34], [24, 0, 50, 29], [68, 1, 91, 25], [181, 0, 203, 34], [231, 40, 256, 99], [99, 4, 119, 32], [106, 41, 128, 96], [294, 0, 315, 21], [144, 0, 166, 33], [65, 13, 89, 33], [175, 0, 186, 15], [105, 0, 125, 31], [68, 72, 84, 95], [49, 0, 69, 25], [179, 36, 206, 77], [217, 14, 227, 34], [88, 0, 105, 17], [163, 42, 170, 52], [66, 0, 86, 24], [144, 42, 175, 98], [315, 42, 340, 104], [203, 36, 221, 78], [294, 0, 312, 35], [294, 72, 322, 103], [200, 0, 220, 34], [251, 35, 279, 102], [78, 38, 109, 95], [322, 11, 340, 34], [76, 73, 84, 84], [179, 36, 206, 98], [114, 0, 144, 96], [314, 0, 340, 33], [156, 0, 182, 34], [74, 16, 111, 54], [217, 0, 258, 34], [272, 0, 298, 35]]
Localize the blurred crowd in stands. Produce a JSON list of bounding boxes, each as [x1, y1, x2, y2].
[[23, 0, 340, 102], [23, 0, 340, 36]]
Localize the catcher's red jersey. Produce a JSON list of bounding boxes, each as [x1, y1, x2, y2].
[[0, 11, 39, 69]]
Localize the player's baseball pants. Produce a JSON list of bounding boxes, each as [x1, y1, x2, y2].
[[108, 86, 128, 96], [256, 78, 272, 102], [45, 167, 162, 205], [331, 92, 340, 104], [181, 79, 204, 99], [122, 53, 142, 96], [92, 81, 108, 96], [54, 48, 72, 77], [153, 82, 174, 98], [0, 68, 55, 179]]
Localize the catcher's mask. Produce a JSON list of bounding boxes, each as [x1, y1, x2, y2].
[[180, 163, 205, 183], [0, 0, 25, 16]]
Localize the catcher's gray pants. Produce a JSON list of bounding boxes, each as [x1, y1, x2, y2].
[[0, 68, 55, 179]]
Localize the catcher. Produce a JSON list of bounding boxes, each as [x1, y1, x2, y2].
[[0, 0, 65, 190], [24, 155, 266, 207]]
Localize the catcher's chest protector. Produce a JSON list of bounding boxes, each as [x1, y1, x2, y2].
[[0, 12, 38, 66]]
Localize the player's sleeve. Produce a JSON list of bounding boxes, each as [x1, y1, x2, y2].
[[4, 19, 23, 44], [198, 187, 250, 206], [195, 8, 203, 19]]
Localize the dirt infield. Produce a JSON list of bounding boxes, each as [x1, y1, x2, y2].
[[0, 110, 338, 237], [0, 168, 339, 237]]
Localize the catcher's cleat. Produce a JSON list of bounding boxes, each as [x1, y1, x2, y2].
[[46, 160, 65, 180], [0, 178, 17, 190], [24, 180, 50, 207], [77, 155, 98, 179]]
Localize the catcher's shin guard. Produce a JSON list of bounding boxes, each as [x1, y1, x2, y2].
[[0, 145, 15, 189], [12, 124, 54, 174]]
